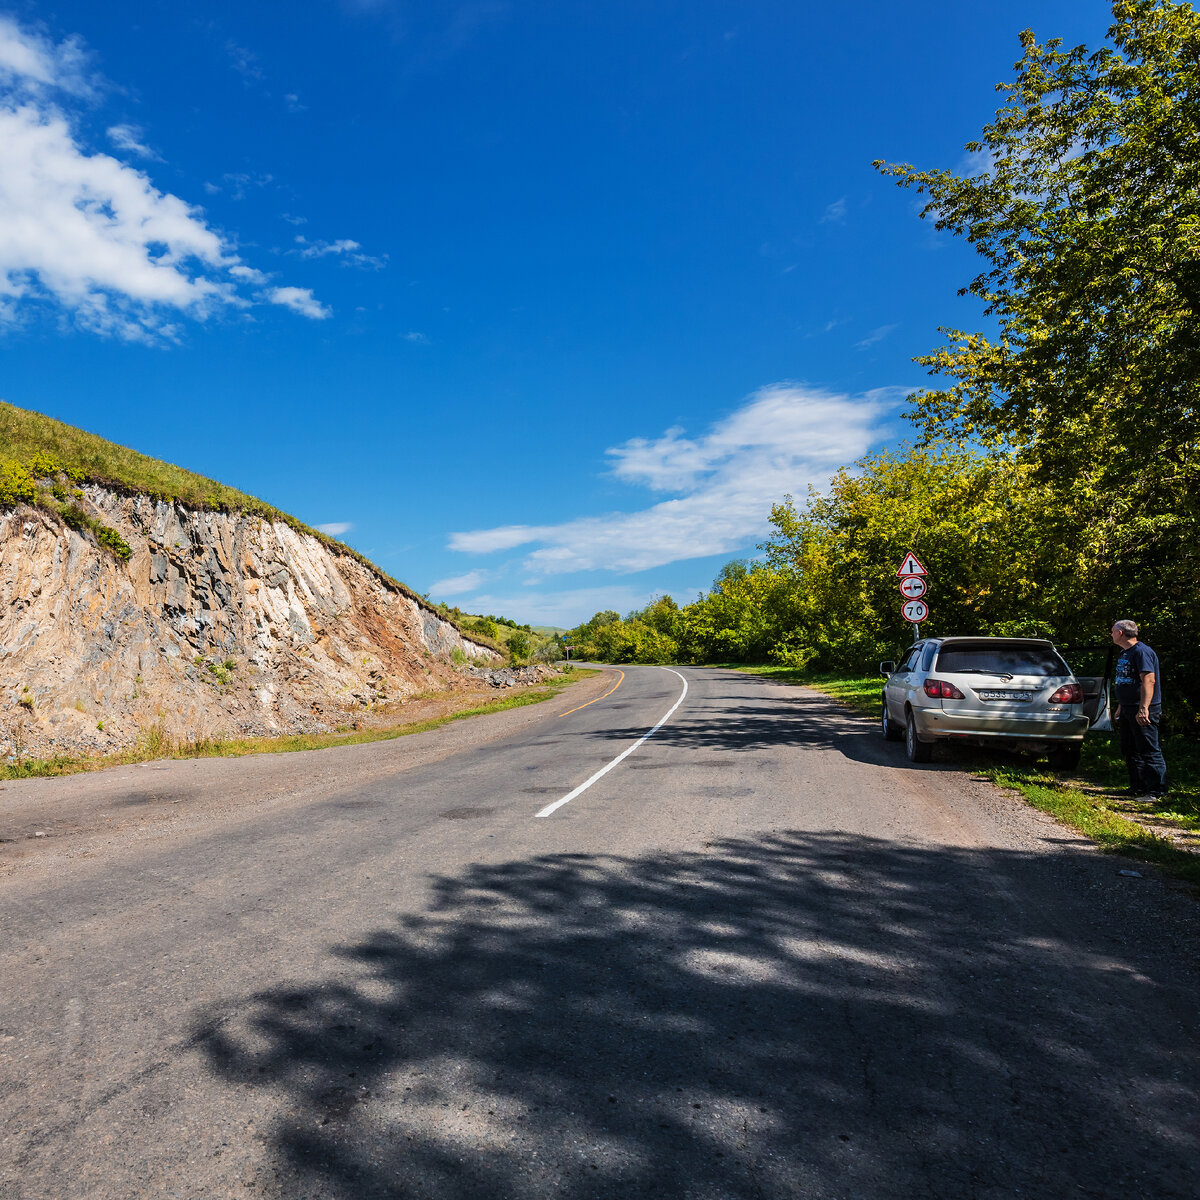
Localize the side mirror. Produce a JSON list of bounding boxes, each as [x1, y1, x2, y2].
[[879, 660, 896, 677]]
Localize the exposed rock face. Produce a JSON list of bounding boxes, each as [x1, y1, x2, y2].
[[0, 488, 499, 759]]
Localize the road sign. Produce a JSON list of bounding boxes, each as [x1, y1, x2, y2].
[[896, 551, 927, 578], [902, 599, 929, 623], [899, 576, 927, 600]]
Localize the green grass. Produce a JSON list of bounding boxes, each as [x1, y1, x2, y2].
[[0, 400, 503, 652], [721, 662, 1200, 888], [0, 670, 598, 781]]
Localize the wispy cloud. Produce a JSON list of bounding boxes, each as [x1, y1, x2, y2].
[[429, 570, 489, 597], [267, 286, 330, 319], [225, 39, 263, 82], [855, 324, 897, 349], [0, 15, 94, 96], [821, 196, 847, 224], [316, 521, 354, 536], [292, 235, 386, 269], [450, 384, 895, 576], [208, 171, 274, 201], [283, 92, 306, 113], [106, 123, 159, 160], [403, 331, 429, 344], [0, 16, 327, 337]]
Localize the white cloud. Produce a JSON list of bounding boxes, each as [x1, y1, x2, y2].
[[281, 212, 307, 225], [267, 286, 330, 319], [403, 330, 429, 344], [429, 570, 488, 597], [0, 15, 327, 338], [316, 521, 354, 536], [855, 323, 897, 349], [0, 15, 93, 96], [106, 123, 158, 160], [821, 196, 847, 224], [450, 384, 896, 576], [293, 235, 386, 269], [283, 93, 306, 113], [225, 40, 263, 82]]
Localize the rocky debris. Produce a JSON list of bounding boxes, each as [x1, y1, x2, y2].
[[465, 663, 564, 689], [0, 492, 500, 759]]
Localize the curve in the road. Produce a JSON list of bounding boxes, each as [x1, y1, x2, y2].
[[536, 666, 689, 818], [558, 668, 625, 716]]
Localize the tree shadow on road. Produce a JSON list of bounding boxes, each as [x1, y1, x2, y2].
[[194, 831, 1200, 1199]]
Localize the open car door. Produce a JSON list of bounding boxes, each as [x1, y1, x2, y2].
[[1078, 675, 1111, 732], [1069, 644, 1114, 733]]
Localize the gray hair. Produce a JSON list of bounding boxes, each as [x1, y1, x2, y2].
[[1113, 619, 1139, 637]]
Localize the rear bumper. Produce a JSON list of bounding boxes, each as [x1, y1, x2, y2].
[[912, 706, 1088, 746]]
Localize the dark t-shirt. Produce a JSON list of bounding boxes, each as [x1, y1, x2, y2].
[[1115, 641, 1162, 706]]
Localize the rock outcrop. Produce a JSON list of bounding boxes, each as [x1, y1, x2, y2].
[[0, 487, 500, 759]]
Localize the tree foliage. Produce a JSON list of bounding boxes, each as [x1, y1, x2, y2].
[[569, 2, 1198, 730]]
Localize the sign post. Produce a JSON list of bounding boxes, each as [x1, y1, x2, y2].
[[895, 552, 929, 638]]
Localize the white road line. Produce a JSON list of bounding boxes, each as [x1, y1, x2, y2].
[[535, 667, 689, 818]]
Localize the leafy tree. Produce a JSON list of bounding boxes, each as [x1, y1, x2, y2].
[[876, 0, 1199, 721]]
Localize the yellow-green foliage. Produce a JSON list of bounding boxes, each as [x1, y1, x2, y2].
[[0, 460, 36, 507]]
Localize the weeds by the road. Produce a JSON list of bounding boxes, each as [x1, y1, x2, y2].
[[725, 663, 1200, 888], [0, 670, 598, 782]]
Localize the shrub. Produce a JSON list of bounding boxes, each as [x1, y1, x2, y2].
[[29, 451, 62, 478], [0, 460, 36, 507]]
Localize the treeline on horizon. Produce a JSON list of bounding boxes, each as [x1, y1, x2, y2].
[[565, 1, 1200, 732]]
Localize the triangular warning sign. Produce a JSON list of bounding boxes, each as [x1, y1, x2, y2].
[[896, 551, 927, 577]]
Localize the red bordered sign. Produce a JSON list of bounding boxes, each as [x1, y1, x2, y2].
[[899, 576, 927, 600], [895, 551, 927, 578]]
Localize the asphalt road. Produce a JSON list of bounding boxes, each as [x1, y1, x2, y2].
[[2, 665, 1198, 1199]]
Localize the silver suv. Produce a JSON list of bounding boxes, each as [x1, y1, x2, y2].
[[880, 637, 1109, 768]]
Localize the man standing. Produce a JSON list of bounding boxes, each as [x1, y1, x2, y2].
[[1111, 620, 1167, 800]]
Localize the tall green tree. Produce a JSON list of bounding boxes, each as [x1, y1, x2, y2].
[[876, 0, 1199, 714]]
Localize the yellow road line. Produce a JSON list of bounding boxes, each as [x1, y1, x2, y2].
[[559, 669, 624, 717]]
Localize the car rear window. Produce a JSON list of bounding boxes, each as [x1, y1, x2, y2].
[[935, 643, 1069, 677]]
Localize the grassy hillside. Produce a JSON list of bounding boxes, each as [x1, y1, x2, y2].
[[0, 400, 502, 651]]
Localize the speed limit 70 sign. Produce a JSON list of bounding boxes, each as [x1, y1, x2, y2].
[[902, 599, 929, 623]]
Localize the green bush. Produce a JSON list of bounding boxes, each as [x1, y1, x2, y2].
[[0, 460, 36, 507]]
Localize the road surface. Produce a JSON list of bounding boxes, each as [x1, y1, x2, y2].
[[2, 665, 1198, 1199]]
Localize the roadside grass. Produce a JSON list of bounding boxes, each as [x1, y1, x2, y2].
[[0, 669, 597, 782], [722, 662, 1200, 887]]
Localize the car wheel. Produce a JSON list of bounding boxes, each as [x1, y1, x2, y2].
[[905, 710, 933, 763], [1048, 744, 1082, 771], [881, 699, 903, 741]]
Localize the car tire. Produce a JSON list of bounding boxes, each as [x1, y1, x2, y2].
[[1048, 744, 1082, 771], [882, 699, 903, 741], [905, 710, 934, 763]]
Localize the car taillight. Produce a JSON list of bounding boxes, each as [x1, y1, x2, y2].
[[923, 678, 965, 700], [1048, 683, 1083, 704]]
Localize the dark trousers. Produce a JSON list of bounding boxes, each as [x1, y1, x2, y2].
[[1117, 704, 1167, 794]]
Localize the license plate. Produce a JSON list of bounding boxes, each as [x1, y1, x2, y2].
[[979, 690, 1033, 702]]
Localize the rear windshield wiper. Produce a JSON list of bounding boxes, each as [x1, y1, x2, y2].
[[951, 669, 1015, 680]]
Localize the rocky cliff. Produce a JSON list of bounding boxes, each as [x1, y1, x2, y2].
[[0, 486, 499, 760]]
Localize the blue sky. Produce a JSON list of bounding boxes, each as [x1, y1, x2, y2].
[[0, 0, 1111, 625]]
